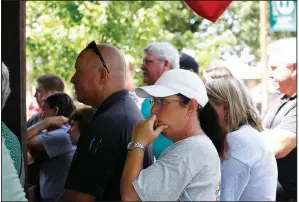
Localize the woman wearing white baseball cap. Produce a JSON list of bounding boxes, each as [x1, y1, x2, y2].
[[121, 69, 228, 201]]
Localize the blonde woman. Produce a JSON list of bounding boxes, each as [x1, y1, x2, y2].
[[205, 77, 278, 201]]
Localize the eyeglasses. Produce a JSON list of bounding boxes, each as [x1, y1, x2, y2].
[[86, 41, 109, 73], [150, 97, 183, 108]]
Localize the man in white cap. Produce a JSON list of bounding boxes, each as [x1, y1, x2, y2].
[[121, 69, 227, 201]]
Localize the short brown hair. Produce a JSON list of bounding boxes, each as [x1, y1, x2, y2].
[[36, 74, 65, 92], [69, 108, 96, 134], [44, 92, 76, 117]]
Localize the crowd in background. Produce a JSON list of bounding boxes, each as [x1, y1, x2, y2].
[[1, 37, 297, 201]]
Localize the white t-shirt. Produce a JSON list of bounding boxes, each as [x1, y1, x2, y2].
[[133, 134, 221, 201], [2, 138, 27, 201], [221, 124, 278, 201]]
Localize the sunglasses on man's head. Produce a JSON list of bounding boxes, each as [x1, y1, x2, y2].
[[86, 41, 109, 73]]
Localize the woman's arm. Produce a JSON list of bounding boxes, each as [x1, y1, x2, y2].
[[27, 116, 69, 150], [121, 114, 168, 201], [27, 120, 49, 141], [121, 149, 143, 201]]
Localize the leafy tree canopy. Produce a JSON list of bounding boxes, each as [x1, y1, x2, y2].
[[26, 1, 295, 87]]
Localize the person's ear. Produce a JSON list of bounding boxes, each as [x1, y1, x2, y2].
[[53, 106, 59, 116], [291, 63, 297, 77], [98, 68, 109, 84], [188, 99, 198, 115], [163, 60, 171, 71], [222, 100, 229, 118]]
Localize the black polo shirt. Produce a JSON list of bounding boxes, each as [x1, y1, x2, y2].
[[65, 89, 154, 201], [263, 94, 297, 200]]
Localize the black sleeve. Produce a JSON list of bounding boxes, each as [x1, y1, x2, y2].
[[143, 143, 154, 169], [65, 132, 121, 198]]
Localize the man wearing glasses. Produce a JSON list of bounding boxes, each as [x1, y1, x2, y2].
[[262, 37, 297, 201], [140, 41, 180, 160], [59, 42, 154, 201]]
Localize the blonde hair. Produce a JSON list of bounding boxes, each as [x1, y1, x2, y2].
[[124, 54, 135, 73], [205, 77, 263, 133], [205, 66, 233, 79], [124, 54, 136, 91]]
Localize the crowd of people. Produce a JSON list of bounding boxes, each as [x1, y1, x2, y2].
[[1, 37, 297, 201]]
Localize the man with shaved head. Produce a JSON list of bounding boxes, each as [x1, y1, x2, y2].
[[59, 41, 154, 201]]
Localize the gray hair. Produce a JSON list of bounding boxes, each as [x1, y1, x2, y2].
[[144, 42, 179, 69], [2, 62, 11, 110], [267, 37, 296, 66]]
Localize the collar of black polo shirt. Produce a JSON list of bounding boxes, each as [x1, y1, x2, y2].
[[93, 89, 129, 116], [280, 93, 297, 103]]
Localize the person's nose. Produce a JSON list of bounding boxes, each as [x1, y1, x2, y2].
[[70, 74, 76, 84], [140, 62, 147, 71], [150, 103, 160, 114]]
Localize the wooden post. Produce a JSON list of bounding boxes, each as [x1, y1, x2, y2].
[[1, 0, 28, 194], [259, 1, 269, 114]]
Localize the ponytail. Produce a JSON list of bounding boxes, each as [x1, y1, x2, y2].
[[178, 94, 228, 161], [198, 102, 228, 161]]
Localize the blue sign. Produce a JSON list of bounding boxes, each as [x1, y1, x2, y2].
[[269, 1, 296, 32]]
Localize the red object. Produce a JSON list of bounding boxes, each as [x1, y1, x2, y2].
[[185, 1, 232, 22]]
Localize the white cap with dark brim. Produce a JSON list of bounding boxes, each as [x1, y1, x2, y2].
[[135, 69, 208, 108]]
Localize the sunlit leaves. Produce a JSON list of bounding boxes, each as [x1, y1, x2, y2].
[[26, 1, 295, 88]]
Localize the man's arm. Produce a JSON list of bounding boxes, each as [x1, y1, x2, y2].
[[120, 149, 143, 201], [263, 128, 296, 159], [263, 104, 296, 159]]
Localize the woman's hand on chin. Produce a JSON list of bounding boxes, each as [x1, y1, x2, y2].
[[132, 114, 169, 146]]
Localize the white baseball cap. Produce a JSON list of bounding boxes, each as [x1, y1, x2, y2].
[[135, 69, 208, 107]]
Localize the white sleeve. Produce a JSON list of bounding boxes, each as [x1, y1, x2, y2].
[[133, 150, 193, 201], [220, 156, 250, 201], [2, 139, 27, 201]]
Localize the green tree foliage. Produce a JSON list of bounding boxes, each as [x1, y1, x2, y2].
[[26, 1, 296, 87]]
